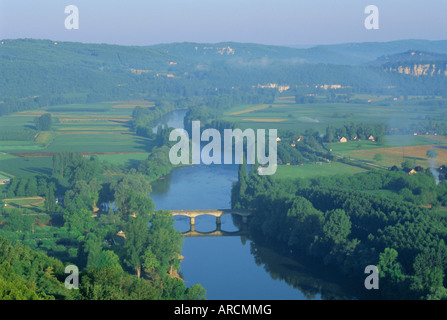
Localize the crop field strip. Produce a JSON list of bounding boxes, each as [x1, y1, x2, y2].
[[224, 98, 447, 132], [2, 96, 447, 177], [0, 100, 158, 177], [349, 144, 447, 167], [273, 162, 368, 180]]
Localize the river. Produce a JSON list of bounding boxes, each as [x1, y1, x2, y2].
[[149, 110, 358, 300]]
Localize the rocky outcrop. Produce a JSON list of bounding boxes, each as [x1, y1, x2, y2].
[[385, 63, 447, 76]]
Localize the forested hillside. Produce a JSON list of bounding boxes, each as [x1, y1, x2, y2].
[[232, 167, 447, 300], [2, 39, 447, 117], [2, 38, 447, 300]]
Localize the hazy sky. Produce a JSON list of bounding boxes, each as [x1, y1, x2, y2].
[[0, 0, 446, 46]]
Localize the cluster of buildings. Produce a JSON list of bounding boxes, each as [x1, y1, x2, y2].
[[338, 135, 376, 143], [256, 83, 291, 93], [0, 178, 10, 185]]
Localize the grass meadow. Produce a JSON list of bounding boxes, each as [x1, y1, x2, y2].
[[0, 101, 156, 177], [2, 96, 447, 178], [224, 95, 447, 169], [272, 162, 368, 180], [223, 95, 447, 133]]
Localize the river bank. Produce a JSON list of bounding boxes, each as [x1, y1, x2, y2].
[[148, 109, 361, 300]]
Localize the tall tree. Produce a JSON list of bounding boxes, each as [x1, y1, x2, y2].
[[123, 215, 151, 279], [34, 113, 52, 131], [45, 184, 56, 213]]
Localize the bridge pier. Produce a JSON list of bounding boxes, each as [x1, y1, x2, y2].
[[216, 216, 221, 230], [190, 216, 195, 227]]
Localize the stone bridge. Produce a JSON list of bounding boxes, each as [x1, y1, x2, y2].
[[182, 229, 247, 238], [171, 209, 251, 225], [170, 209, 252, 235]]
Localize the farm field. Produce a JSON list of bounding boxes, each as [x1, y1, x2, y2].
[[0, 100, 157, 177], [0, 156, 53, 176], [0, 173, 10, 180], [1, 196, 46, 214], [96, 152, 149, 166], [2, 96, 447, 178], [348, 144, 447, 167], [224, 96, 447, 170], [330, 134, 446, 153], [44, 133, 154, 153], [272, 162, 368, 180], [223, 96, 447, 133], [328, 135, 447, 167]]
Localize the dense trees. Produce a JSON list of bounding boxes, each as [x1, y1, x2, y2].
[[5, 174, 56, 199], [0, 149, 205, 300], [4, 39, 447, 301], [132, 101, 178, 139], [137, 146, 174, 181], [232, 166, 447, 299], [0, 236, 70, 300], [274, 128, 335, 166], [34, 113, 52, 131], [1, 39, 447, 121], [323, 122, 386, 143], [0, 232, 203, 300]]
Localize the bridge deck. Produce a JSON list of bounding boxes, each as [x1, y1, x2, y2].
[[170, 209, 252, 217], [182, 230, 248, 237]]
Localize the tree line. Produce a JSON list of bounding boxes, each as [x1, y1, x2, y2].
[[232, 166, 447, 299], [0, 151, 206, 300]]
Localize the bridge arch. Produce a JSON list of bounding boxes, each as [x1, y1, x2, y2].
[[170, 209, 252, 234]]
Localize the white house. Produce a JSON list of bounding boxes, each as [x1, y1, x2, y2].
[[0, 179, 10, 185]]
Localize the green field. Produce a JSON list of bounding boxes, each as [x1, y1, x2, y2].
[[223, 97, 447, 133], [0, 173, 9, 180], [44, 133, 154, 153], [96, 153, 150, 166], [0, 156, 53, 176], [326, 134, 447, 167], [223, 96, 447, 169], [0, 101, 158, 176], [2, 96, 447, 178], [328, 134, 444, 156], [2, 196, 46, 214], [272, 162, 368, 180]]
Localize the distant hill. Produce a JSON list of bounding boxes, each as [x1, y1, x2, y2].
[[150, 42, 364, 65], [0, 38, 178, 71], [151, 42, 303, 61], [313, 39, 447, 64], [3, 38, 447, 71], [376, 50, 447, 64], [1, 38, 447, 112], [374, 50, 447, 77], [151, 39, 447, 65], [0, 38, 183, 102]]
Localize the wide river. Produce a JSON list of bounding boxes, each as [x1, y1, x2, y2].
[[150, 110, 359, 300]]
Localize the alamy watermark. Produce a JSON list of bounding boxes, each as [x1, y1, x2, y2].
[[65, 5, 79, 30], [62, 5, 378, 31], [65, 265, 79, 290], [364, 265, 379, 290], [364, 5, 379, 30], [169, 121, 278, 175]]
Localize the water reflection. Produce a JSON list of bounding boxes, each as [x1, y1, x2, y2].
[[248, 240, 356, 300], [149, 110, 357, 300], [152, 109, 188, 133]]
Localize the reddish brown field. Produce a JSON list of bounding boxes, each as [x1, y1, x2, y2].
[[242, 118, 287, 122], [349, 144, 447, 167]]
